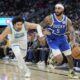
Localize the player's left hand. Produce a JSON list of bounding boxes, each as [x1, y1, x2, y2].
[[72, 42, 79, 47], [43, 29, 51, 36]]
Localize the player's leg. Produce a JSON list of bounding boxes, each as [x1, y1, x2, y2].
[[48, 48, 63, 70], [19, 40, 31, 77], [61, 41, 79, 79], [11, 44, 31, 77], [20, 48, 31, 77], [63, 49, 74, 69], [47, 40, 63, 69], [48, 49, 63, 65], [47, 39, 63, 65], [19, 40, 27, 58]]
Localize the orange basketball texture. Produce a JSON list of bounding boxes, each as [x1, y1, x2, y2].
[[72, 47, 80, 59]]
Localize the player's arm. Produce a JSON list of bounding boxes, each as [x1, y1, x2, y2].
[[25, 22, 44, 37], [40, 15, 53, 35], [40, 15, 53, 27], [67, 18, 76, 44], [0, 26, 11, 42]]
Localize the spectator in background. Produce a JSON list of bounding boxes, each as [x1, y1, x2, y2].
[[0, 39, 7, 59], [1, 37, 15, 62], [26, 31, 39, 63], [37, 37, 49, 69], [26, 33, 33, 62], [75, 31, 80, 44]]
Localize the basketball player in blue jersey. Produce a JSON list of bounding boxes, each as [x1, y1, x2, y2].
[[40, 3, 79, 79], [0, 16, 44, 78]]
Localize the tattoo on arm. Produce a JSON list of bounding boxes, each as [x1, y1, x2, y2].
[[40, 15, 52, 28], [67, 18, 75, 42]]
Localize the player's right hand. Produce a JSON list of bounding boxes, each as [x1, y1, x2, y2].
[[73, 42, 79, 47], [70, 41, 79, 48]]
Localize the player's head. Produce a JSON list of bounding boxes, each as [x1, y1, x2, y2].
[[12, 16, 24, 30], [55, 3, 64, 16]]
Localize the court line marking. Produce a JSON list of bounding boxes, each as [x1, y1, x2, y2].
[[0, 61, 80, 79]]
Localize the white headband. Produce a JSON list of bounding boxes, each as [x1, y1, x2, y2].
[[55, 4, 64, 10]]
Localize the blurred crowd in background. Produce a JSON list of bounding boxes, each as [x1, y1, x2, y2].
[[0, 0, 80, 72]]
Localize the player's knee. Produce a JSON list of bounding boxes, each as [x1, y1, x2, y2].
[[63, 49, 72, 57], [54, 54, 63, 64]]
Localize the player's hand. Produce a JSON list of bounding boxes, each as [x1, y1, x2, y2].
[[74, 42, 79, 47], [43, 29, 51, 36], [71, 42, 79, 47], [38, 36, 46, 42]]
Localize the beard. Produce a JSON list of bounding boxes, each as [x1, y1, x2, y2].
[[55, 11, 63, 16]]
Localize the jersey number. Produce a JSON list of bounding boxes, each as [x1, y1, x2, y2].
[[57, 29, 60, 33]]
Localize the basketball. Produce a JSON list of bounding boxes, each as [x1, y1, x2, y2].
[[72, 47, 80, 59]]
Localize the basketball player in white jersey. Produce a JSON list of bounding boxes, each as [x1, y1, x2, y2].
[[0, 16, 44, 77]]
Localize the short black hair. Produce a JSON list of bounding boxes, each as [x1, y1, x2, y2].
[[12, 16, 24, 25]]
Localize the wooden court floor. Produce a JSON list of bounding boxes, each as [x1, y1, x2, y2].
[[0, 60, 80, 80]]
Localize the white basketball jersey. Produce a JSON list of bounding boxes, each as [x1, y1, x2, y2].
[[9, 22, 27, 43]]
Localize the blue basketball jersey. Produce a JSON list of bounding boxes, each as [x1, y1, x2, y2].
[[47, 13, 67, 40], [46, 13, 71, 52]]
